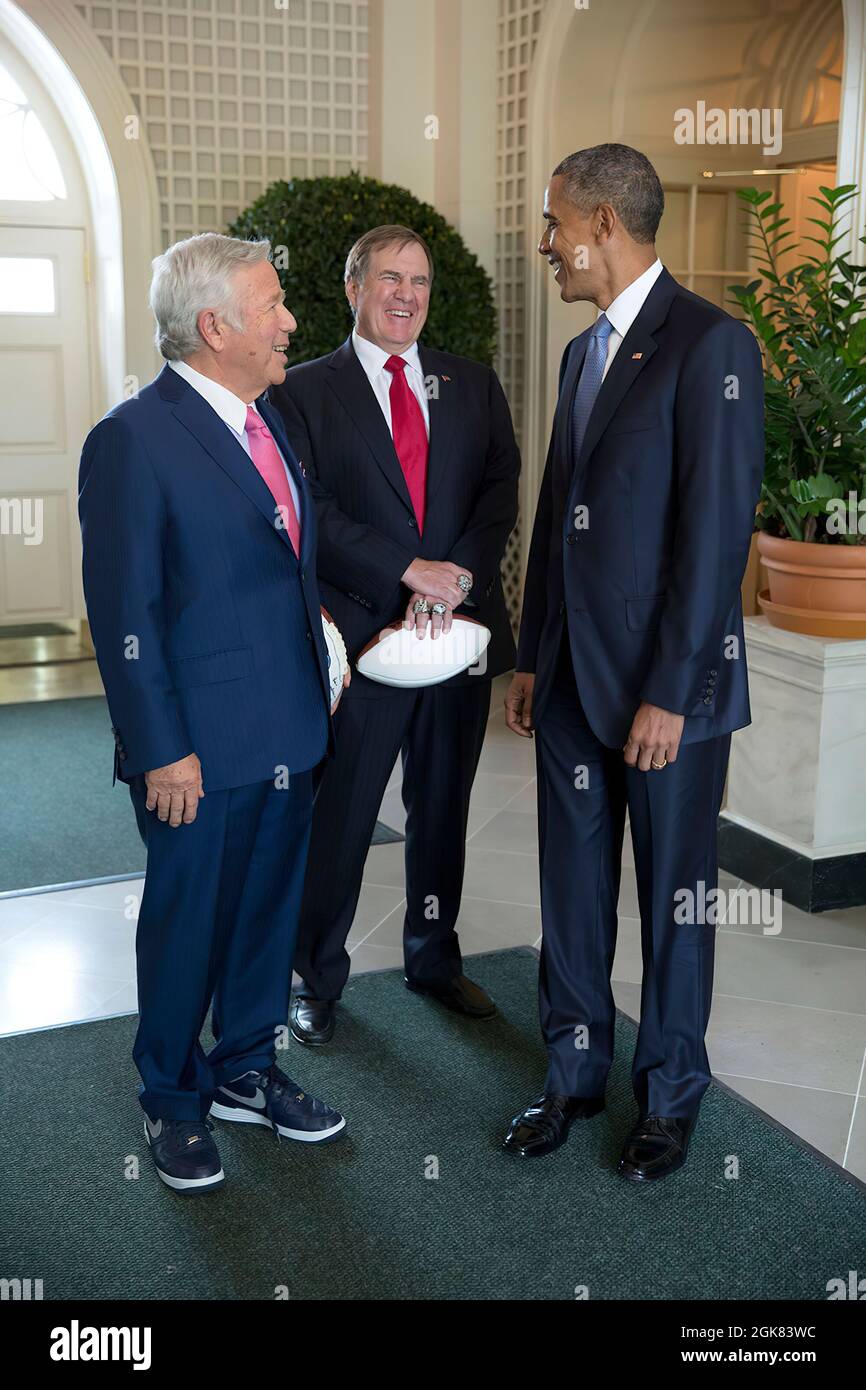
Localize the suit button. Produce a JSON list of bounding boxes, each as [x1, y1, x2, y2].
[[703, 696, 712, 705], [408, 518, 417, 529], [565, 534, 576, 546], [558, 601, 565, 615], [709, 669, 717, 676], [708, 676, 716, 686], [300, 568, 306, 581], [118, 750, 127, 761], [306, 630, 312, 641]]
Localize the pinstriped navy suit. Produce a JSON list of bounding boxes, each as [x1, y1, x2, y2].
[[518, 269, 764, 1116], [79, 364, 333, 1120], [271, 335, 520, 998]]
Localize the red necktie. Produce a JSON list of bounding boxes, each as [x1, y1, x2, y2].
[[383, 355, 428, 534], [245, 406, 301, 558]]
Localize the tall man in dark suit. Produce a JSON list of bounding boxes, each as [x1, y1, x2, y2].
[[271, 225, 520, 1045], [79, 234, 347, 1196], [502, 145, 764, 1180]]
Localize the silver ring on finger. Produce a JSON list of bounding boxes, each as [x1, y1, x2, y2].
[[431, 601, 447, 616], [413, 598, 430, 614], [457, 573, 472, 593]]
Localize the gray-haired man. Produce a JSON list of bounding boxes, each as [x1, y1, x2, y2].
[[79, 233, 347, 1195], [271, 224, 521, 1046]]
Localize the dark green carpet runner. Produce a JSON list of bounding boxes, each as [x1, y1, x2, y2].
[[0, 696, 401, 892], [0, 698, 144, 891], [1, 948, 863, 1300]]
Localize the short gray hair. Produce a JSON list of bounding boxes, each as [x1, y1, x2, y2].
[[150, 232, 273, 360], [344, 224, 434, 292], [552, 144, 664, 245]]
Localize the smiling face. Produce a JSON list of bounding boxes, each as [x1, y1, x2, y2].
[[347, 240, 431, 353], [539, 174, 607, 305], [196, 258, 296, 400]]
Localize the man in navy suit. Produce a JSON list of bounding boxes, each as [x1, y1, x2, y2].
[[271, 225, 520, 1045], [502, 145, 764, 1179], [79, 234, 348, 1195]]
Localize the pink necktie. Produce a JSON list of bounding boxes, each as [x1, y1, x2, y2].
[[244, 407, 301, 558]]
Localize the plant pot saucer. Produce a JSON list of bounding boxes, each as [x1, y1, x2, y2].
[[757, 590, 866, 638]]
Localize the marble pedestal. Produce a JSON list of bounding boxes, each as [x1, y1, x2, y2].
[[718, 616, 866, 913]]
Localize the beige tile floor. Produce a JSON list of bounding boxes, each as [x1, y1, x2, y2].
[[1, 669, 865, 1178]]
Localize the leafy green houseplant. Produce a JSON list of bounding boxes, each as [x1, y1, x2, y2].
[[729, 184, 866, 636], [228, 171, 496, 366]]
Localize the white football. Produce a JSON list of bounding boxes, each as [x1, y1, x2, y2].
[[356, 617, 491, 689], [321, 613, 349, 706]]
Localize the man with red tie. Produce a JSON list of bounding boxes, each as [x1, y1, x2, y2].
[[271, 225, 520, 1046]]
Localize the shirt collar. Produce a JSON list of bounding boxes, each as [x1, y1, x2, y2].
[[168, 358, 257, 434], [600, 257, 664, 339], [352, 327, 423, 378]]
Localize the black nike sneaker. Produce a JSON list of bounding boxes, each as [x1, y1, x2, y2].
[[143, 1114, 225, 1195], [210, 1064, 346, 1143]]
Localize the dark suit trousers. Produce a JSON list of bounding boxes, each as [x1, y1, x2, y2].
[[535, 631, 730, 1116], [129, 771, 313, 1121], [294, 679, 492, 1000]]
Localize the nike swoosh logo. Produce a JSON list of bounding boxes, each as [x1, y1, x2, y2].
[[220, 1085, 267, 1110]]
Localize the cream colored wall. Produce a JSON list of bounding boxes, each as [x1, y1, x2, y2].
[[376, 0, 497, 280], [378, 0, 435, 203]]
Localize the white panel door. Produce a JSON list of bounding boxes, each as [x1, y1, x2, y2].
[[0, 224, 91, 621]]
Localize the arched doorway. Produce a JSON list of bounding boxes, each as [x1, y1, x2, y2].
[[0, 0, 160, 632], [0, 33, 93, 624], [519, 0, 849, 589]]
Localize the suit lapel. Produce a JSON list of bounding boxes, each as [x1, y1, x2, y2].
[[325, 336, 415, 515], [553, 329, 590, 503], [573, 330, 659, 473], [159, 366, 299, 563], [418, 346, 456, 517], [566, 268, 679, 497]]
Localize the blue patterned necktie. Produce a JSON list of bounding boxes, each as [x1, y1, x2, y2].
[[571, 312, 613, 465]]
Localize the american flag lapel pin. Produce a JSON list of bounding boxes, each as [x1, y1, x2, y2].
[[631, 352, 643, 360]]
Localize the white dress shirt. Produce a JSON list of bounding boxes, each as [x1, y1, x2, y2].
[[351, 327, 431, 438], [168, 358, 301, 518], [599, 257, 664, 381]]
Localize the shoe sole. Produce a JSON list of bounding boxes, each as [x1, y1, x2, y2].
[[501, 1101, 606, 1158], [209, 1100, 347, 1144], [290, 1023, 334, 1047], [144, 1125, 225, 1194], [405, 981, 497, 1020], [617, 1151, 688, 1183]]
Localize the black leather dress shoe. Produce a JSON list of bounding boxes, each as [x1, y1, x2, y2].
[[502, 1093, 605, 1158], [290, 995, 336, 1047], [617, 1114, 697, 1182], [404, 972, 497, 1020]]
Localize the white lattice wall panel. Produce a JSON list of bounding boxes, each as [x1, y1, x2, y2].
[[497, 0, 546, 627], [74, 0, 370, 246]]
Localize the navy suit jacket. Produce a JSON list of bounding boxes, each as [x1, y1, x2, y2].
[[270, 336, 520, 697], [78, 364, 333, 792], [517, 268, 765, 748]]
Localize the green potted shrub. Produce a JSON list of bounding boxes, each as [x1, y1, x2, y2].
[[730, 184, 866, 637], [228, 170, 496, 366]]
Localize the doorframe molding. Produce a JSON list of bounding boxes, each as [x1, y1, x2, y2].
[[0, 0, 162, 416]]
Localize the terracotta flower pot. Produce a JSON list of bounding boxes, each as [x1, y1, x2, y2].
[[756, 532, 866, 638]]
